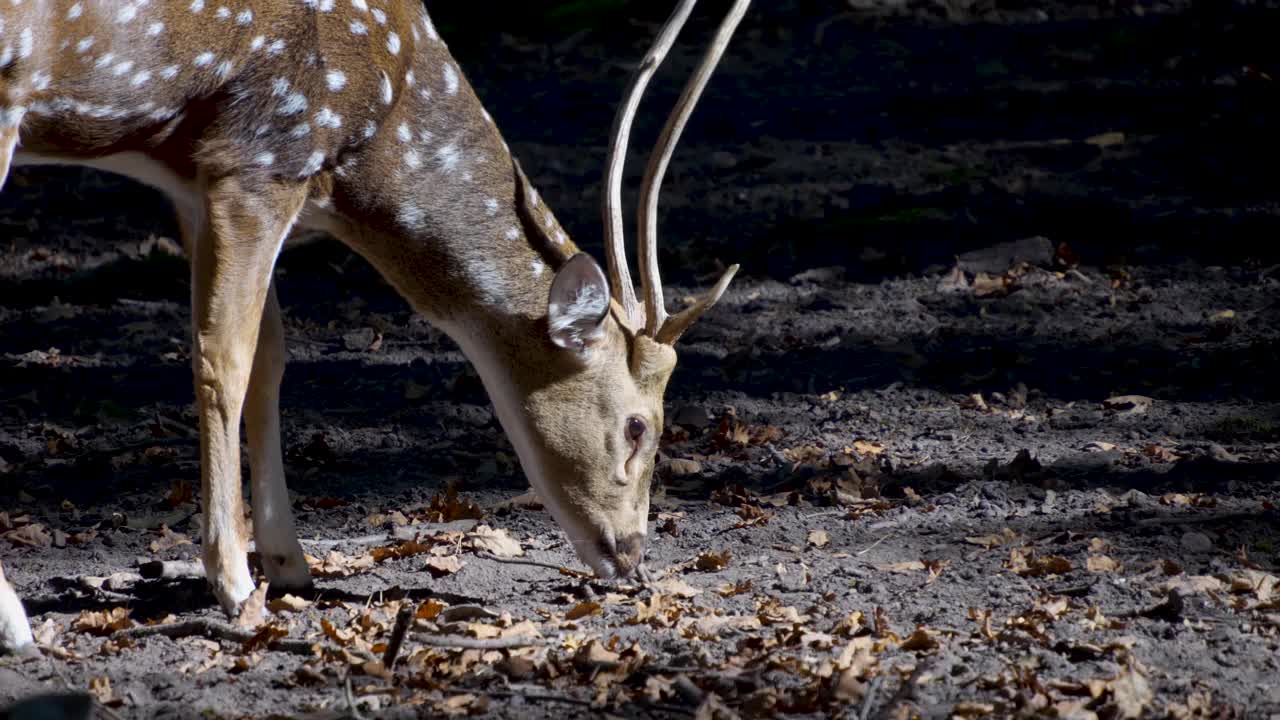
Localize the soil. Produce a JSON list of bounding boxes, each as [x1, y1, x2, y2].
[[2, 1, 1279, 718]]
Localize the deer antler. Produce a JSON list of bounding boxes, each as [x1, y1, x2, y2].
[[603, 0, 750, 338]]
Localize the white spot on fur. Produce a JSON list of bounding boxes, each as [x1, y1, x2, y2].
[[442, 64, 458, 94], [398, 203, 425, 229], [250, 35, 265, 51], [267, 39, 285, 55], [543, 210, 554, 227], [405, 70, 415, 87], [349, 20, 367, 35], [437, 144, 459, 172], [117, 4, 138, 23], [300, 150, 325, 176], [95, 52, 116, 68], [386, 32, 400, 55], [237, 9, 253, 23], [554, 229, 567, 245], [318, 0, 334, 10], [315, 107, 341, 128], [160, 64, 179, 79], [371, 8, 386, 24], [147, 22, 164, 36], [112, 60, 135, 76], [18, 28, 32, 59], [362, 120, 376, 139], [215, 60, 232, 79], [326, 69, 346, 91], [380, 72, 393, 104], [67, 3, 82, 19], [278, 92, 307, 115], [30, 70, 50, 90], [215, 6, 230, 20], [504, 226, 519, 241], [271, 77, 290, 95], [422, 14, 438, 41], [130, 70, 152, 87], [484, 198, 498, 216], [396, 123, 411, 143], [75, 36, 94, 54], [351, 0, 367, 10], [403, 149, 421, 169], [190, 0, 204, 12], [531, 259, 545, 277], [289, 122, 310, 137], [193, 51, 214, 67], [253, 151, 275, 166]]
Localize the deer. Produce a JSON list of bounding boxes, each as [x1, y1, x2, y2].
[[0, 0, 751, 646]]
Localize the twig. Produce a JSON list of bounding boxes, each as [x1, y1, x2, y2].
[[482, 688, 694, 716], [1134, 511, 1259, 527], [855, 532, 893, 557], [116, 619, 316, 655], [138, 560, 205, 580], [475, 552, 590, 577], [382, 605, 413, 669], [343, 676, 368, 720], [859, 675, 882, 720], [300, 533, 394, 548], [412, 631, 549, 650]]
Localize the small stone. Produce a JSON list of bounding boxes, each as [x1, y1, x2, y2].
[[1180, 531, 1213, 554]]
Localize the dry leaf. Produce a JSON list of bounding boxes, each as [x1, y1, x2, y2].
[[4, 524, 52, 548], [149, 525, 192, 553], [807, 529, 830, 548], [693, 550, 731, 572], [565, 601, 602, 621], [267, 594, 311, 613], [1087, 555, 1121, 573], [88, 676, 117, 706], [964, 528, 1018, 548], [72, 608, 133, 636], [851, 439, 884, 457], [650, 577, 702, 598], [465, 525, 524, 558], [424, 555, 465, 578]]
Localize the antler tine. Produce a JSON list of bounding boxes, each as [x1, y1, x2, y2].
[[638, 0, 752, 338], [603, 0, 700, 330]]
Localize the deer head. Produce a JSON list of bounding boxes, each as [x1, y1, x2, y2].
[[460, 0, 750, 579]]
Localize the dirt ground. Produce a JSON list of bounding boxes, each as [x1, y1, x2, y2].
[[2, 1, 1280, 718]]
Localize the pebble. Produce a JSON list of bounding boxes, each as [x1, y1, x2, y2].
[[1181, 531, 1214, 554]]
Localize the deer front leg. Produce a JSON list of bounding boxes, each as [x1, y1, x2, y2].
[[0, 559, 34, 654], [245, 282, 311, 591], [192, 176, 308, 615]]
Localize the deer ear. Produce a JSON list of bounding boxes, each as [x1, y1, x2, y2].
[[547, 253, 611, 354]]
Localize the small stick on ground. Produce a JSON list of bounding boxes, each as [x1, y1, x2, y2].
[[382, 604, 413, 669], [118, 617, 542, 654], [475, 552, 589, 577], [412, 631, 550, 650], [117, 619, 317, 655], [138, 560, 205, 580], [855, 532, 893, 557]]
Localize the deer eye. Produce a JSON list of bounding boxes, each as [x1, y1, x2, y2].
[[626, 416, 647, 446]]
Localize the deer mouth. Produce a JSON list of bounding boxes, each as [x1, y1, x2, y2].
[[591, 531, 646, 579]]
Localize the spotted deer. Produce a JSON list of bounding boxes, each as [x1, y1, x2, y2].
[[0, 0, 749, 639]]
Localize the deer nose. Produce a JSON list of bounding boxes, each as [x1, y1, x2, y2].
[[605, 533, 646, 577]]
